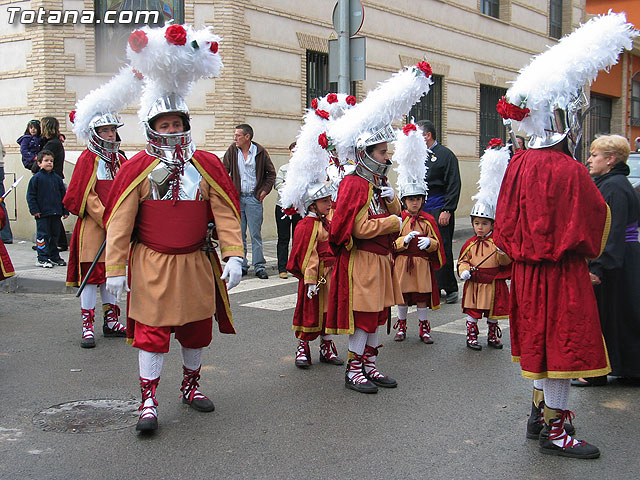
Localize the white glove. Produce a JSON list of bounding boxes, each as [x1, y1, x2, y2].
[[307, 284, 319, 299], [221, 256, 243, 290], [380, 186, 395, 201], [403, 230, 421, 245], [460, 270, 472, 281], [106, 276, 129, 299], [417, 236, 431, 250]]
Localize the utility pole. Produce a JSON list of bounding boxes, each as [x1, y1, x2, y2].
[[337, 0, 350, 94]]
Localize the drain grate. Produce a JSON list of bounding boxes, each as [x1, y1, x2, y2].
[[33, 399, 139, 433]]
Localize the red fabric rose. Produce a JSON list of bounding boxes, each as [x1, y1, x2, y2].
[[283, 206, 298, 216], [402, 123, 417, 136], [315, 109, 330, 120], [165, 25, 187, 46], [416, 61, 432, 78], [346, 95, 356, 106], [311, 98, 318, 109], [210, 42, 218, 54], [487, 138, 504, 149], [128, 30, 148, 52], [318, 132, 329, 149], [496, 97, 530, 121], [326, 93, 338, 104], [68, 110, 76, 124], [132, 68, 143, 80]]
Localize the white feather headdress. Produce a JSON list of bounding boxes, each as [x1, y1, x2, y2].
[[125, 24, 223, 123], [471, 139, 510, 212], [327, 63, 434, 164], [499, 11, 638, 136], [280, 93, 357, 215], [71, 67, 144, 143], [393, 122, 428, 196]]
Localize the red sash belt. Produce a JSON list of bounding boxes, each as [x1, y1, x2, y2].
[[136, 200, 208, 254], [355, 234, 393, 255], [396, 238, 429, 272], [472, 266, 499, 284], [318, 240, 336, 268], [94, 179, 113, 205]]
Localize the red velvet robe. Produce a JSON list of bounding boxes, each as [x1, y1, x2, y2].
[[104, 150, 240, 336], [0, 204, 14, 281], [494, 148, 611, 379]]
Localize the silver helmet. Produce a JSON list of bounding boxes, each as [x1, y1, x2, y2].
[[353, 125, 397, 186], [528, 89, 588, 157], [87, 112, 123, 161], [470, 201, 495, 221], [302, 182, 334, 213], [144, 93, 195, 164], [399, 179, 427, 200]]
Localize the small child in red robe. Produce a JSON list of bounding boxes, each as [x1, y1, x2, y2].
[[287, 183, 344, 368], [457, 205, 511, 350], [393, 189, 444, 343], [0, 201, 15, 281]]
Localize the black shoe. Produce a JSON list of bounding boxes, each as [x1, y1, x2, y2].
[[364, 371, 398, 388], [32, 245, 37, 250], [539, 436, 600, 459], [295, 357, 311, 369], [103, 321, 126, 337], [445, 292, 458, 304], [241, 269, 248, 277], [255, 269, 268, 279], [182, 394, 215, 412], [571, 376, 607, 387], [345, 375, 378, 394], [80, 337, 96, 349], [466, 341, 482, 351], [136, 416, 158, 433], [50, 258, 67, 266], [3, 240, 12, 244]]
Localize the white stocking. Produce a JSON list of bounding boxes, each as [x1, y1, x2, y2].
[[99, 282, 117, 305], [348, 328, 368, 355], [181, 346, 203, 371], [417, 307, 428, 322], [533, 379, 544, 391], [466, 315, 478, 324], [397, 305, 408, 320], [542, 378, 570, 410], [80, 284, 97, 310], [138, 350, 164, 380]]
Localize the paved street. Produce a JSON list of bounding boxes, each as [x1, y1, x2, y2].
[[0, 238, 638, 479]]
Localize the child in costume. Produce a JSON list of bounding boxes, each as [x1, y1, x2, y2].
[[392, 123, 444, 343]]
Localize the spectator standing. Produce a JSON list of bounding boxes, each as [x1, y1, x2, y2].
[[0, 135, 13, 244], [41, 116, 68, 251], [17, 119, 44, 171], [417, 120, 461, 303], [223, 123, 276, 279], [274, 142, 301, 279]]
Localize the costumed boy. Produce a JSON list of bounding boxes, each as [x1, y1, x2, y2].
[[325, 62, 434, 394], [392, 122, 444, 344], [104, 24, 244, 433], [457, 138, 511, 351], [65, 67, 143, 348], [494, 12, 637, 459]]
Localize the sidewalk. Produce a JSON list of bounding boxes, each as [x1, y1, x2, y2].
[[1, 225, 474, 294]]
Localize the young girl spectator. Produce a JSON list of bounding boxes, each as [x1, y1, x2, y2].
[[17, 119, 44, 171]]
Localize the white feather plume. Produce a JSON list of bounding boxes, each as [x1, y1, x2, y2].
[[327, 65, 433, 164], [72, 67, 144, 143], [126, 24, 223, 122], [471, 144, 510, 210], [393, 123, 428, 195], [506, 11, 638, 136], [280, 93, 356, 215]]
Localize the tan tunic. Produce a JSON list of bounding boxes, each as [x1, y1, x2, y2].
[[79, 188, 106, 262], [457, 235, 511, 310], [303, 222, 332, 314], [351, 196, 404, 312], [394, 214, 440, 294], [106, 178, 243, 327]]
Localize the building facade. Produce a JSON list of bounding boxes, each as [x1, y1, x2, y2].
[[1, 0, 592, 238]]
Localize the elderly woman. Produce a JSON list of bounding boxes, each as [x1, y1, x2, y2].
[[574, 135, 640, 386]]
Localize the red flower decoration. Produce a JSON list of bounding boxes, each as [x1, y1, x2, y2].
[[487, 138, 504, 149], [326, 93, 338, 104], [165, 25, 187, 46], [318, 132, 329, 149], [496, 97, 530, 121], [210, 42, 218, 54], [416, 61, 432, 78], [132, 68, 143, 80], [311, 98, 318, 109], [283, 206, 298, 216], [402, 123, 417, 136], [128, 30, 148, 52], [68, 110, 76, 124], [346, 95, 356, 106], [315, 109, 330, 120]]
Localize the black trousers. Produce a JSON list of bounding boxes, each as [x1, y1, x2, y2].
[[275, 205, 301, 273], [35, 215, 62, 262], [425, 207, 458, 294]]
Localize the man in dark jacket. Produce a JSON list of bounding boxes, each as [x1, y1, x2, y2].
[[418, 120, 461, 303], [223, 124, 276, 279]]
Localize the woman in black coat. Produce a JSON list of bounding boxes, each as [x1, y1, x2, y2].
[[574, 135, 640, 386], [40, 117, 67, 250]]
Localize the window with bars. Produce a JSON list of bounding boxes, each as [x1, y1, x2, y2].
[[479, 85, 506, 155], [577, 95, 612, 163], [95, 0, 184, 73], [481, 0, 499, 19], [632, 73, 640, 127], [408, 75, 443, 139], [306, 51, 355, 108], [549, 0, 563, 39]]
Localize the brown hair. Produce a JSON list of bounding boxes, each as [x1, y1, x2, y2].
[[41, 117, 60, 139]]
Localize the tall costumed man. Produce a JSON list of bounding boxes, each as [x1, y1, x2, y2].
[[494, 12, 638, 458], [104, 24, 244, 433]]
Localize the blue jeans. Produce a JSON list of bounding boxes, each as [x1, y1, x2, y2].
[[240, 193, 266, 272], [0, 167, 13, 243]]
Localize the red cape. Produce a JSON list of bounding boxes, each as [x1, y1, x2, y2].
[[104, 150, 241, 335], [64, 150, 125, 286], [0, 204, 14, 281]]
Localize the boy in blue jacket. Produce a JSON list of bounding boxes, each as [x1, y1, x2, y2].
[[27, 150, 68, 267]]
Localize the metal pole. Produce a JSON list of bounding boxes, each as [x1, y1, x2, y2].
[[337, 0, 350, 94]]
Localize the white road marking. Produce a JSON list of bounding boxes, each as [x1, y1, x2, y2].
[[432, 318, 510, 335], [240, 293, 298, 311], [229, 275, 297, 294]]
